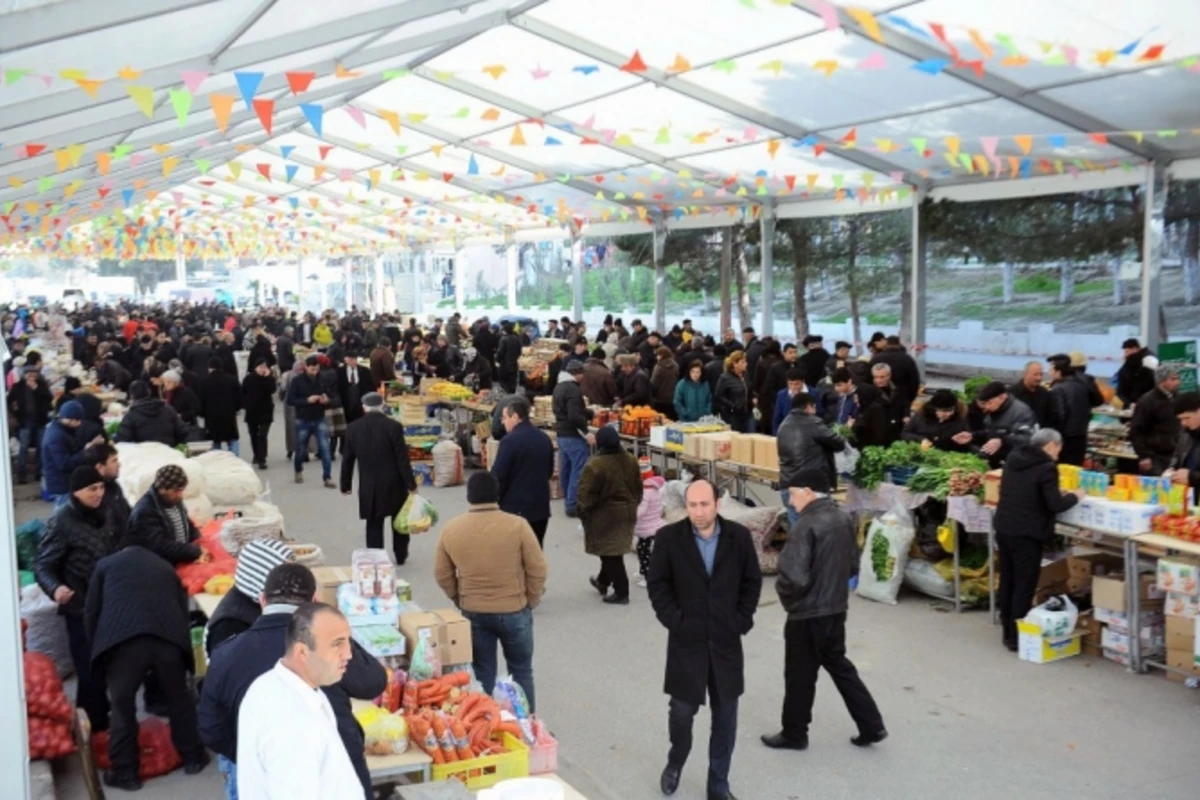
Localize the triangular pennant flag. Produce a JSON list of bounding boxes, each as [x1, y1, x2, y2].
[[334, 62, 362, 79], [122, 189, 135, 208], [285, 165, 299, 182], [300, 103, 324, 137], [1095, 49, 1117, 66], [318, 145, 334, 160], [378, 109, 401, 135], [253, 98, 274, 134], [712, 59, 737, 74], [96, 152, 112, 174], [314, 165, 327, 180], [234, 72, 264, 110], [228, 162, 243, 181], [76, 78, 103, 97], [839, 127, 857, 147], [181, 71, 207, 93], [126, 85, 156, 119], [344, 106, 367, 128], [25, 143, 47, 158], [195, 159, 210, 175], [620, 50, 649, 72], [1013, 134, 1033, 154], [162, 157, 180, 178], [1139, 44, 1166, 62], [858, 52, 886, 69], [467, 155, 479, 175], [59, 68, 87, 81], [168, 88, 192, 127], [912, 59, 949, 75], [482, 65, 507, 79], [37, 177, 54, 195], [767, 140, 781, 158], [980, 136, 998, 159], [1088, 133, 1108, 145], [759, 59, 784, 75], [210, 94, 235, 134], [286, 71, 315, 95], [383, 68, 410, 80], [280, 145, 295, 160], [5, 68, 33, 85], [117, 65, 142, 81], [847, 7, 883, 42], [55, 149, 72, 172], [813, 60, 839, 77], [368, 168, 380, 188], [667, 53, 692, 73], [64, 180, 83, 199], [66, 144, 86, 167], [944, 135, 961, 156], [510, 125, 527, 146], [544, 136, 562, 145], [256, 164, 271, 181]]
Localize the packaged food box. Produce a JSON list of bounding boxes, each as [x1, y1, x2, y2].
[[1095, 606, 1163, 630], [352, 625, 406, 658], [1100, 624, 1163, 655], [351, 548, 396, 599], [1165, 591, 1200, 619], [1165, 614, 1195, 651], [1103, 648, 1132, 667], [1016, 620, 1082, 664], [1157, 558, 1200, 598]]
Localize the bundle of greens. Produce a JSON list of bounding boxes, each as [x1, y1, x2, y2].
[[852, 442, 988, 497], [957, 376, 993, 404]]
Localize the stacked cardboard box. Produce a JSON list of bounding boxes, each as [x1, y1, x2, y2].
[[1159, 557, 1200, 682], [1093, 573, 1165, 665]]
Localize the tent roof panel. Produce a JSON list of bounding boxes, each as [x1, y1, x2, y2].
[[232, 0, 415, 46]]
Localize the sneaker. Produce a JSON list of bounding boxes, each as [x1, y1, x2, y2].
[[637, 577, 648, 588], [323, 479, 336, 489], [850, 729, 888, 747], [294, 472, 304, 484]]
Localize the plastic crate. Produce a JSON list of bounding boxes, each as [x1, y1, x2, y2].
[[885, 466, 919, 486], [527, 731, 558, 775], [430, 731, 529, 790]]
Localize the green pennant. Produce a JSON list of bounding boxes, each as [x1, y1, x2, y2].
[[195, 159, 211, 174], [396, 146, 408, 156], [755, 185, 767, 196], [168, 88, 193, 127], [1042, 53, 1068, 66], [4, 68, 33, 85], [614, 192, 626, 200], [994, 34, 1019, 56], [1158, 129, 1179, 138], [113, 144, 133, 160], [383, 69, 411, 80], [453, 106, 470, 118], [37, 177, 54, 194], [4, 202, 16, 215], [959, 153, 973, 170], [909, 137, 926, 152], [712, 59, 737, 74], [654, 127, 670, 145], [831, 174, 844, 189]]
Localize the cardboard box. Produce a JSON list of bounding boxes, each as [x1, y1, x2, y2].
[[1100, 624, 1164, 655], [485, 437, 499, 469], [1077, 609, 1102, 645], [695, 433, 733, 462], [1165, 614, 1195, 651], [1092, 574, 1162, 614], [728, 434, 755, 465], [1033, 559, 1071, 604], [1017, 620, 1082, 664], [1067, 553, 1123, 593], [399, 608, 473, 666], [749, 434, 780, 471], [983, 469, 1002, 507], [1103, 648, 1132, 667], [1095, 606, 1163, 630], [1164, 591, 1200, 619], [1157, 558, 1200, 597], [1164, 648, 1200, 682], [312, 566, 353, 606]]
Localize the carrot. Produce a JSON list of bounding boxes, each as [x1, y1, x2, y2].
[[409, 718, 444, 764], [431, 713, 458, 763], [454, 693, 483, 722], [443, 671, 470, 688], [451, 720, 473, 761], [494, 721, 524, 739]]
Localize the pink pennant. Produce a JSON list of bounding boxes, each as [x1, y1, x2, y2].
[[715, 187, 727, 197], [531, 65, 551, 80], [743, 126, 758, 141], [338, 168, 354, 181], [582, 114, 596, 131], [344, 106, 367, 128], [172, 192, 184, 206], [1062, 45, 1079, 66], [813, 0, 841, 31], [474, 139, 492, 147], [39, 74, 54, 87], [198, 138, 211, 147], [1066, 165, 1080, 177], [991, 158, 1002, 178], [980, 136, 998, 159], [181, 71, 208, 93], [600, 128, 616, 143], [100, 180, 114, 192], [889, 171, 905, 183], [130, 154, 144, 168], [858, 52, 886, 70]]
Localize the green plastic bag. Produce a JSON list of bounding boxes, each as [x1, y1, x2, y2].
[[15, 520, 45, 571], [393, 493, 438, 536]]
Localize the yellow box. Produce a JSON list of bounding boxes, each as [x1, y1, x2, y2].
[[1017, 620, 1083, 664], [431, 732, 529, 790]]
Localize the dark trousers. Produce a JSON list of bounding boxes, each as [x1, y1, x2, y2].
[[463, 607, 535, 712], [65, 614, 110, 731], [1060, 434, 1087, 466], [529, 518, 548, 550], [597, 555, 629, 599], [781, 613, 884, 741], [998, 535, 1044, 645], [668, 664, 738, 795], [636, 537, 654, 577], [246, 421, 271, 465], [105, 635, 203, 779], [366, 517, 409, 565]]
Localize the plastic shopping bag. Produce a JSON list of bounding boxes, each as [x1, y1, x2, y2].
[[356, 705, 410, 755], [855, 495, 916, 605], [393, 493, 438, 535], [834, 443, 860, 477], [1024, 595, 1079, 638]]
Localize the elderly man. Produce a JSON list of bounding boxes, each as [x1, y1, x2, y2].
[[993, 429, 1083, 651], [492, 397, 555, 548], [435, 472, 547, 709], [341, 393, 417, 564], [236, 604, 364, 800], [128, 464, 202, 564], [853, 364, 906, 449], [1130, 365, 1182, 475], [162, 368, 202, 426], [972, 380, 1038, 467], [617, 353, 653, 408], [649, 479, 762, 800], [1008, 361, 1053, 429], [286, 355, 334, 487], [1172, 392, 1200, 503], [763, 469, 885, 753]]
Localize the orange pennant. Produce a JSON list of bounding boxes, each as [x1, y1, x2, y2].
[[96, 152, 112, 175], [210, 94, 235, 134], [76, 78, 103, 97], [620, 50, 649, 72], [314, 165, 327, 180], [378, 109, 401, 135], [767, 140, 781, 158], [334, 62, 362, 79], [667, 53, 691, 73], [510, 125, 527, 146], [1013, 135, 1033, 154]]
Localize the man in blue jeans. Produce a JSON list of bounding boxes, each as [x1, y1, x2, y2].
[[552, 362, 595, 519], [285, 356, 334, 488], [434, 473, 548, 710]]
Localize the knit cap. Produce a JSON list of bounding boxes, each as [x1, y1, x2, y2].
[[235, 539, 296, 600], [153, 464, 189, 491]]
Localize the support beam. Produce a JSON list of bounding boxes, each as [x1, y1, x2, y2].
[[207, 0, 278, 64], [1141, 162, 1167, 347], [910, 191, 928, 371], [0, 0, 218, 53], [571, 238, 585, 324], [375, 256, 385, 313], [759, 206, 776, 337], [454, 248, 468, 315], [344, 260, 354, 313], [720, 228, 732, 335], [653, 220, 668, 334], [506, 237, 519, 313]]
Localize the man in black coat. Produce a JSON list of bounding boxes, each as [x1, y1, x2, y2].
[[617, 356, 652, 407], [704, 346, 727, 395], [495, 323, 523, 394], [1116, 338, 1155, 408], [341, 393, 417, 565], [86, 536, 209, 790], [1130, 366, 1182, 475], [8, 365, 52, 484], [276, 328, 297, 373], [763, 470, 885, 752], [742, 328, 765, 385], [648, 479, 762, 800], [491, 396, 555, 546], [1047, 356, 1092, 466], [84, 444, 131, 538], [992, 430, 1083, 651], [796, 335, 831, 389], [199, 356, 243, 454], [215, 332, 238, 378], [337, 351, 375, 431], [198, 564, 386, 800], [1172, 392, 1200, 503], [241, 358, 277, 469], [162, 369, 202, 426], [183, 335, 216, 375], [115, 381, 191, 447], [1008, 361, 1053, 429], [128, 465, 202, 565], [870, 336, 920, 413]]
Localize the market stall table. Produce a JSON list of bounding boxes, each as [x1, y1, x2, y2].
[[192, 591, 221, 619], [1125, 533, 1200, 677], [353, 699, 434, 784]]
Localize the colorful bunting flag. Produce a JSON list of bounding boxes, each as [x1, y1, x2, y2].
[[126, 85, 156, 119], [378, 109, 401, 135], [847, 7, 883, 43], [76, 78, 103, 97], [169, 88, 192, 127], [210, 94, 235, 134], [234, 72, 264, 110], [620, 51, 649, 72], [300, 104, 324, 137], [667, 54, 692, 73], [344, 106, 367, 128]]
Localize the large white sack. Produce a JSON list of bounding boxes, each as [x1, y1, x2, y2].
[[114, 442, 185, 501], [186, 493, 215, 527], [196, 450, 263, 505]]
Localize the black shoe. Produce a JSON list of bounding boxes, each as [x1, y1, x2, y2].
[[565, 508, 578, 518], [761, 732, 808, 750], [1003, 638, 1018, 652], [103, 772, 143, 792], [660, 765, 681, 796], [851, 729, 888, 747], [589, 576, 608, 597], [603, 594, 630, 605], [708, 793, 738, 800], [184, 752, 210, 775]]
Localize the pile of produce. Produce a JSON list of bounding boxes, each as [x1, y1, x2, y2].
[[854, 441, 989, 499], [1151, 513, 1200, 542], [24, 650, 76, 761], [619, 405, 663, 438], [424, 381, 476, 401], [92, 719, 182, 779], [957, 376, 994, 404]]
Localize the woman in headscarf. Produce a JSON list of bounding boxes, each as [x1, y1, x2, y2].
[[577, 426, 643, 605]]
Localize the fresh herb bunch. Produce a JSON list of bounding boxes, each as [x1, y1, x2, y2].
[[958, 376, 994, 404], [852, 442, 988, 494]]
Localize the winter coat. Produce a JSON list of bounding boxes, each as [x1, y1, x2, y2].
[[473, 327, 498, 366], [445, 320, 466, 348], [1172, 427, 1200, 502], [204, 589, 260, 658], [577, 450, 642, 556], [744, 338, 766, 384], [369, 346, 397, 387], [853, 385, 904, 449], [580, 358, 617, 407], [8, 376, 52, 427], [40, 420, 90, 496], [798, 347, 831, 389], [338, 364, 375, 425], [1117, 349, 1156, 408], [241, 372, 277, 424], [286, 372, 328, 422], [974, 395, 1038, 464], [458, 355, 493, 391], [992, 444, 1079, 542], [165, 385, 202, 426], [199, 370, 243, 442], [552, 376, 589, 439], [714, 372, 749, 421], [275, 335, 296, 373], [1009, 381, 1054, 429], [1130, 387, 1181, 469], [101, 479, 131, 539], [127, 489, 201, 564], [753, 353, 780, 403], [35, 497, 115, 617], [248, 339, 275, 370], [85, 545, 192, 669], [901, 403, 973, 452], [619, 368, 652, 407], [647, 516, 763, 706], [96, 357, 132, 391], [183, 343, 215, 375], [870, 346, 921, 412], [635, 475, 665, 540], [777, 411, 845, 489], [673, 377, 712, 422], [703, 358, 724, 395], [772, 387, 826, 435], [115, 398, 190, 447], [74, 393, 108, 449], [650, 358, 680, 407], [495, 333, 523, 381], [340, 412, 416, 522], [492, 421, 555, 524], [776, 497, 857, 621], [1049, 376, 1092, 437]]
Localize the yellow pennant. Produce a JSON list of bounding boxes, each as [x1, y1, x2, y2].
[[162, 157, 180, 177], [378, 109, 401, 135], [127, 85, 156, 119]]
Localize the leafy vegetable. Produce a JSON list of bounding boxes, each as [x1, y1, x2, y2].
[[870, 532, 892, 581], [852, 442, 989, 494], [957, 376, 993, 404]]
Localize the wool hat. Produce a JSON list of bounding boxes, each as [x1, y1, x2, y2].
[[639, 456, 653, 479], [235, 539, 296, 600], [786, 469, 830, 494], [595, 425, 621, 452], [69, 465, 104, 492], [565, 361, 585, 375], [467, 471, 499, 504], [1068, 351, 1088, 368], [928, 389, 958, 410], [153, 464, 189, 491], [58, 400, 84, 421], [362, 392, 384, 408]]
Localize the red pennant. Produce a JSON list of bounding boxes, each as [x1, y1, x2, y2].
[[784, 175, 796, 191], [1139, 44, 1165, 62], [594, 176, 604, 183], [318, 145, 333, 160], [839, 127, 857, 146], [442, 172, 453, 182], [580, 137, 599, 145], [954, 59, 984, 77], [1088, 133, 1109, 145], [267, 196, 278, 203], [813, 143, 827, 156], [253, 98, 274, 135], [97, 187, 111, 199], [25, 143, 47, 158], [285, 71, 315, 94], [929, 23, 959, 60], [256, 164, 272, 180], [620, 50, 649, 72]]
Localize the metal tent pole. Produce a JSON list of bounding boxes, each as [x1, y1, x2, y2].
[[1141, 162, 1166, 346], [760, 205, 776, 336]]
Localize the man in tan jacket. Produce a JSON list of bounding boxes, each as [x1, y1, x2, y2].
[[434, 472, 548, 710]]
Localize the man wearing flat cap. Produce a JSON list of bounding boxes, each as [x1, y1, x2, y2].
[[128, 464, 203, 565], [762, 470, 886, 753], [341, 392, 417, 565], [972, 380, 1037, 467]]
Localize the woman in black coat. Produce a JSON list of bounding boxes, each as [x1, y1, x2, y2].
[[901, 389, 974, 453], [198, 357, 243, 451], [247, 334, 276, 370], [714, 352, 752, 433], [242, 358, 277, 469]]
